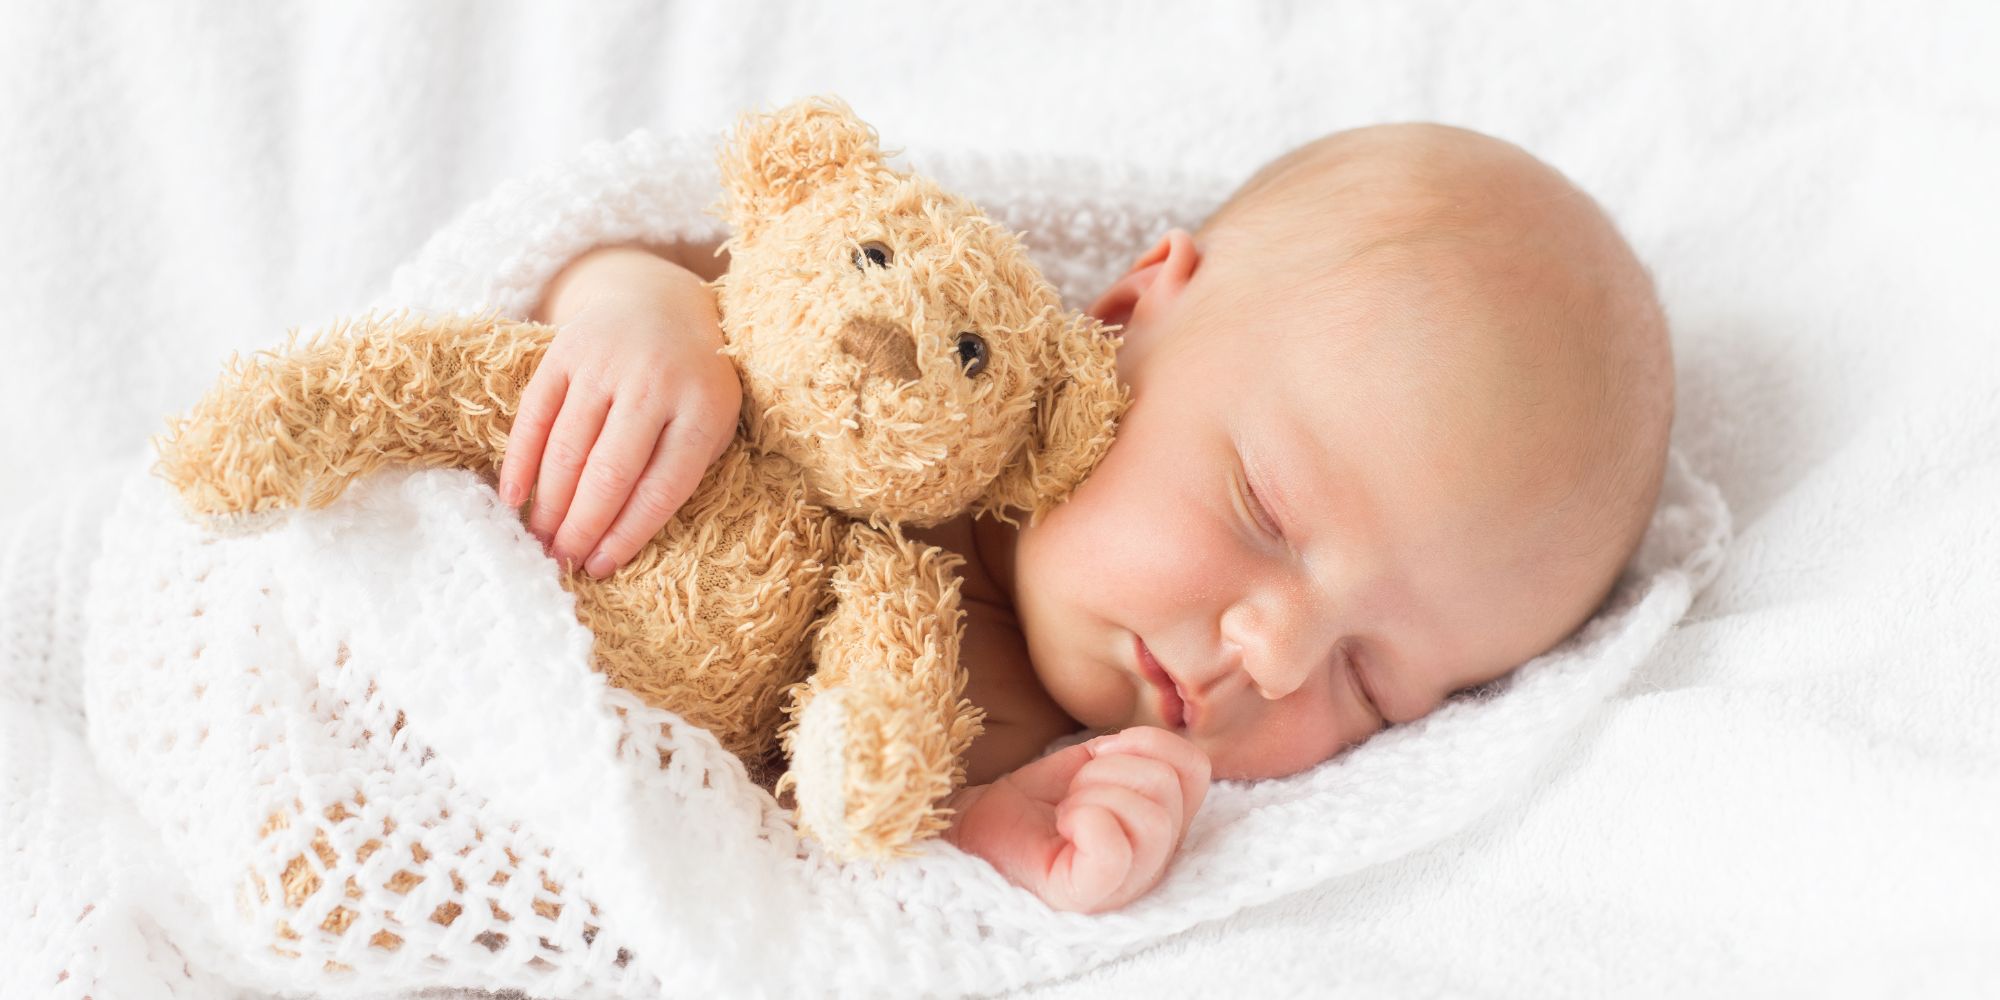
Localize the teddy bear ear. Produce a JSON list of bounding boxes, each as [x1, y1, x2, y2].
[[974, 313, 1129, 525], [716, 96, 893, 236]]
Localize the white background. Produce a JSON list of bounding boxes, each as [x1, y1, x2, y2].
[[4, 2, 1997, 995]]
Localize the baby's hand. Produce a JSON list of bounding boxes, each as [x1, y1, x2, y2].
[[946, 727, 1211, 913], [501, 247, 741, 578]]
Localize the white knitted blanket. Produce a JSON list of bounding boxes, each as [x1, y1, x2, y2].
[[4, 135, 1729, 998]]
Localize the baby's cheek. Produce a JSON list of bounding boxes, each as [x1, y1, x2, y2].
[[1029, 642, 1136, 732]]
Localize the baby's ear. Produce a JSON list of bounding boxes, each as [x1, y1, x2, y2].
[[975, 313, 1129, 524], [716, 96, 893, 238]]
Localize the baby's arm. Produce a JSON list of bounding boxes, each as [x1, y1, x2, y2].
[[945, 726, 1210, 913], [501, 246, 740, 577]]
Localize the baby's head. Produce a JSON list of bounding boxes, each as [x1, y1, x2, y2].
[[1006, 123, 1673, 780]]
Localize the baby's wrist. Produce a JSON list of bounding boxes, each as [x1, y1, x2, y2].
[[531, 245, 709, 327], [940, 782, 991, 847]]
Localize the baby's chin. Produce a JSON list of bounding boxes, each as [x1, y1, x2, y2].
[[1201, 743, 1324, 783], [1080, 689, 1150, 735]]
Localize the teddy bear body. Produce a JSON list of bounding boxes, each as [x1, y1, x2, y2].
[[157, 315, 846, 766], [154, 97, 1126, 861]]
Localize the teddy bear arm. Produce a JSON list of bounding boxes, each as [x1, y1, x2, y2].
[[156, 314, 554, 517], [779, 523, 985, 860]]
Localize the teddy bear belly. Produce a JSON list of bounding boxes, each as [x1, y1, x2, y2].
[[563, 444, 840, 761]]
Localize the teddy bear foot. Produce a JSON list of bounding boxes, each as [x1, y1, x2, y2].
[[787, 687, 859, 856], [785, 674, 973, 862]]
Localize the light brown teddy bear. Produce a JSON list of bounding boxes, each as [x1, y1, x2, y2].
[[155, 97, 1126, 860]]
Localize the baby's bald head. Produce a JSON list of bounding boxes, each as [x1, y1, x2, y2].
[[1005, 123, 1673, 779], [1198, 123, 1674, 637]]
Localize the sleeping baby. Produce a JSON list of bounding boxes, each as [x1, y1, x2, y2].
[[499, 122, 1674, 913]]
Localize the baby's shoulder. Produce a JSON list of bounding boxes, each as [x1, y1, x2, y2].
[[903, 514, 1011, 610]]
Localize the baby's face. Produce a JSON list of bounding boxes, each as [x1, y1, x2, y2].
[[1007, 230, 1611, 781]]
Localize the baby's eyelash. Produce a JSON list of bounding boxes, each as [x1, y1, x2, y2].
[[1344, 643, 1385, 722], [1242, 477, 1283, 539]]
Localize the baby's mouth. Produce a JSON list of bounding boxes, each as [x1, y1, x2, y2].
[[1133, 636, 1192, 731]]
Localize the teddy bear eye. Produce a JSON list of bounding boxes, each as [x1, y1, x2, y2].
[[852, 241, 893, 270], [955, 332, 989, 377]]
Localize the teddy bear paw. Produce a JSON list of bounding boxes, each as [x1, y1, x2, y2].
[[788, 687, 857, 857]]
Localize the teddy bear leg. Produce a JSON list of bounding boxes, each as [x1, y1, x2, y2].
[[779, 523, 985, 860]]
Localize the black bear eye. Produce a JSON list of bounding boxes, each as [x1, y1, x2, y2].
[[852, 241, 893, 270], [955, 332, 989, 377]]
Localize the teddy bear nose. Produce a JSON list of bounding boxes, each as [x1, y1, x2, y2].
[[836, 316, 922, 384]]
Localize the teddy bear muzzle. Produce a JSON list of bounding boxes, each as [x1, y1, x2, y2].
[[835, 315, 921, 384]]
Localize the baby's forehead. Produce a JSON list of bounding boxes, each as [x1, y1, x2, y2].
[[1191, 232, 1526, 392], [1182, 238, 1590, 507], [1206, 125, 1603, 315], [1200, 158, 1611, 398]]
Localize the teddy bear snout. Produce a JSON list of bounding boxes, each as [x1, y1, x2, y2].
[[836, 316, 923, 384]]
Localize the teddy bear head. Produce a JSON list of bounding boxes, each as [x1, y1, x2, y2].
[[711, 98, 1125, 527]]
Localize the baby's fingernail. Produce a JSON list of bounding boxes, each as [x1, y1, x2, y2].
[[499, 481, 522, 506], [585, 552, 614, 578]]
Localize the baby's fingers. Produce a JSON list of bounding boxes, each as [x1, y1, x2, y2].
[[996, 742, 1096, 809], [553, 395, 673, 576], [499, 364, 569, 508], [1072, 750, 1186, 836], [527, 394, 610, 558], [1047, 803, 1130, 913], [585, 418, 717, 577], [1056, 784, 1173, 913], [1100, 727, 1212, 822]]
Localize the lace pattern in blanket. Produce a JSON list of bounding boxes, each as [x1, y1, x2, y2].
[[83, 466, 661, 997]]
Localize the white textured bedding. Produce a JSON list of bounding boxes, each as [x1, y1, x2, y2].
[[3, 2, 1997, 996]]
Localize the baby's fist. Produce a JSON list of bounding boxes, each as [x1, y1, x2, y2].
[[948, 727, 1211, 913]]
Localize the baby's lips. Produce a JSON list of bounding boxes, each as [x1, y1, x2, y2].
[[1132, 636, 1189, 730]]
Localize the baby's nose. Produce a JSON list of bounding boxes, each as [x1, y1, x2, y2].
[[1225, 592, 1335, 701], [836, 316, 922, 384]]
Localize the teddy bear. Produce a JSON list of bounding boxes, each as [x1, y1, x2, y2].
[[152, 96, 1126, 860]]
